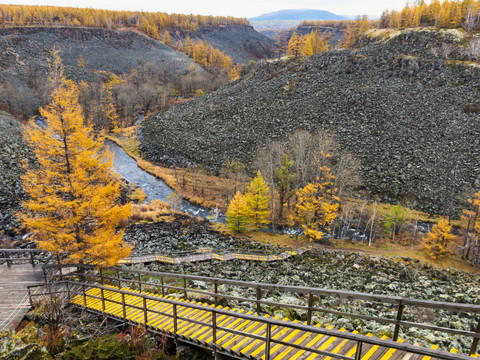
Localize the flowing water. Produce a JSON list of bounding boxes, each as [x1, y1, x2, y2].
[[107, 140, 225, 222]]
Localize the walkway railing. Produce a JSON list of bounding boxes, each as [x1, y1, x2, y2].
[[0, 249, 46, 267], [44, 263, 480, 356], [27, 280, 478, 360]]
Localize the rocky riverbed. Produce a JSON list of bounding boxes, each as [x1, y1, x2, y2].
[[124, 216, 480, 352]]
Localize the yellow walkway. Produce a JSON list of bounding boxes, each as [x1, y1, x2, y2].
[[71, 285, 474, 360]]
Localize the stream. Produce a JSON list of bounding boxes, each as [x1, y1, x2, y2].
[[107, 140, 225, 222]]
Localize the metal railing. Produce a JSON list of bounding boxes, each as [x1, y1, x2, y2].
[[27, 279, 478, 360], [0, 249, 47, 267], [45, 263, 480, 356]]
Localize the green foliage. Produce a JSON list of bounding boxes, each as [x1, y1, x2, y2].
[[274, 154, 296, 222], [58, 334, 134, 360], [383, 204, 410, 239]]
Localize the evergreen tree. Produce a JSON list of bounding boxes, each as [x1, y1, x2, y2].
[[19, 52, 132, 266], [244, 171, 271, 231], [275, 154, 296, 223], [226, 191, 248, 233]]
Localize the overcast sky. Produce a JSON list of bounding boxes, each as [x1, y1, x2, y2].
[[1, 0, 408, 18]]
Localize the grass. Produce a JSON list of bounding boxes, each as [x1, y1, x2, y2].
[[131, 200, 174, 223], [106, 127, 247, 212]]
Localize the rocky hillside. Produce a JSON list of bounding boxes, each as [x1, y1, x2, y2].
[[141, 29, 480, 214], [0, 111, 34, 235], [0, 26, 200, 75], [191, 25, 276, 64], [0, 26, 202, 116]]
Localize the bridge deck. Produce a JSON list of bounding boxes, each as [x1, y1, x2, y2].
[[0, 265, 44, 330], [71, 286, 471, 360]]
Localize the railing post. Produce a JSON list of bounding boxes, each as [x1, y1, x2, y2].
[[30, 252, 35, 267], [307, 293, 314, 325], [183, 277, 188, 300], [121, 292, 126, 319], [161, 276, 165, 297], [265, 322, 272, 360], [393, 302, 404, 341], [143, 297, 148, 326], [6, 252, 11, 268], [212, 310, 217, 356], [138, 273, 142, 292], [82, 284, 87, 307], [214, 282, 219, 307], [173, 303, 178, 337], [470, 318, 480, 355], [101, 287, 105, 311], [256, 288, 262, 314], [355, 341, 363, 360], [117, 269, 121, 289], [28, 288, 33, 307], [66, 281, 71, 303]]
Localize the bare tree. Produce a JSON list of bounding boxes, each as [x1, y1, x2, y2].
[[464, 5, 480, 32]]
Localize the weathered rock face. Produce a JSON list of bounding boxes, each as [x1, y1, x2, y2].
[[194, 25, 277, 63], [141, 29, 480, 214], [0, 111, 34, 234], [0, 26, 200, 75]]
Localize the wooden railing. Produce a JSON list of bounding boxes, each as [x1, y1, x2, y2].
[[27, 279, 478, 360], [45, 263, 480, 356], [0, 249, 46, 267]]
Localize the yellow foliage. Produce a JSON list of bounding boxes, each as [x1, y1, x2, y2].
[[19, 52, 132, 267], [244, 171, 271, 231], [423, 218, 455, 259], [294, 159, 340, 242], [226, 191, 248, 233]]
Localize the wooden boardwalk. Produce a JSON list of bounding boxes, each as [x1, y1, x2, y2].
[[70, 284, 478, 360], [120, 246, 313, 265], [0, 264, 44, 330]]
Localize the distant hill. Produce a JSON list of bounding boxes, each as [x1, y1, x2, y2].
[[250, 9, 347, 21]]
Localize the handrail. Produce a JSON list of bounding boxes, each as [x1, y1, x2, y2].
[[28, 280, 477, 360], [0, 248, 45, 268], [45, 263, 480, 355]]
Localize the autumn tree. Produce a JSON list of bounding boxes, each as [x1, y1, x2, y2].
[[294, 160, 340, 242], [244, 171, 271, 231], [275, 154, 296, 223], [226, 191, 248, 233], [287, 32, 303, 57], [383, 204, 410, 242], [423, 218, 455, 259], [19, 53, 132, 266]]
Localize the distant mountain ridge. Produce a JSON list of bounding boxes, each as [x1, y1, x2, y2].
[[250, 9, 347, 21]]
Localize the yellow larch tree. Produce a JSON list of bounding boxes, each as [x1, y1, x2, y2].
[[423, 218, 455, 259], [244, 171, 271, 231], [226, 191, 248, 233], [19, 52, 132, 266], [294, 155, 340, 241]]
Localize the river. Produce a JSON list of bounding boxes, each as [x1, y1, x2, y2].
[[107, 140, 225, 222]]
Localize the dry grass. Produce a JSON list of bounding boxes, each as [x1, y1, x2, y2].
[[106, 128, 247, 211], [130, 200, 173, 222]]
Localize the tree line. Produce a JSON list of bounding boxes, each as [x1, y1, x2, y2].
[[0, 4, 249, 33], [379, 0, 480, 31], [178, 37, 239, 80]]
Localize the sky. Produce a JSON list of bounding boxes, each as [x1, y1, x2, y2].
[[0, 0, 408, 18]]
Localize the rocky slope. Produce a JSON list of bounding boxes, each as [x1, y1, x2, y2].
[[141, 29, 480, 214], [0, 111, 34, 235], [0, 27, 199, 75], [193, 25, 276, 64], [0, 26, 202, 117]]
